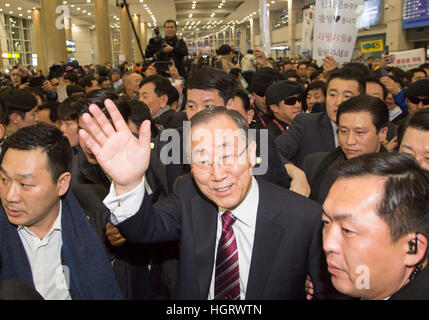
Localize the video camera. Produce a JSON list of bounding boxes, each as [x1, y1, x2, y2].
[[152, 27, 166, 56]]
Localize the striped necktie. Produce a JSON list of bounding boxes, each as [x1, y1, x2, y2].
[[214, 211, 240, 300]]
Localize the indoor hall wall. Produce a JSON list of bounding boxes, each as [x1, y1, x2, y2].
[[71, 25, 95, 66]]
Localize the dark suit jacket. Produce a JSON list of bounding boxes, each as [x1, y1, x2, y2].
[[71, 149, 111, 198], [302, 152, 329, 187], [390, 266, 429, 300], [275, 112, 336, 169], [115, 174, 333, 299], [304, 146, 388, 204], [0, 279, 44, 300], [155, 110, 187, 130]]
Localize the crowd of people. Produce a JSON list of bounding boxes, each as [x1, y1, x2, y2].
[[0, 18, 429, 301]]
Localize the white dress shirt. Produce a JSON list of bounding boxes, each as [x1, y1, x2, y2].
[[17, 201, 71, 300], [208, 176, 258, 300], [104, 176, 259, 300]]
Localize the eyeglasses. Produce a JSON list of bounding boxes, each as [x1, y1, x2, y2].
[[191, 145, 248, 172], [408, 96, 429, 105], [283, 96, 301, 105]]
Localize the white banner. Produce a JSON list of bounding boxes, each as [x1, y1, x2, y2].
[[388, 48, 426, 71], [301, 7, 315, 57], [312, 0, 364, 62]]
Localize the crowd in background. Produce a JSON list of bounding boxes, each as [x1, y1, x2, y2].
[[0, 18, 429, 301]]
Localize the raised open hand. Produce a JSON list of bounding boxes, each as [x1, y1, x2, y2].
[[79, 99, 152, 196]]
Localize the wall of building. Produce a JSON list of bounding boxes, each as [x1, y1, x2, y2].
[[71, 25, 95, 66]]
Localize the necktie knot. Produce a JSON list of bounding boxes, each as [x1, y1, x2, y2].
[[221, 211, 236, 231]]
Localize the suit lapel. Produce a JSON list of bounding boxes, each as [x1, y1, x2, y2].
[[190, 194, 218, 299], [245, 181, 285, 299], [319, 113, 336, 150]]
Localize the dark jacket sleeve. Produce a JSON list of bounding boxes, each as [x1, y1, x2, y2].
[[394, 88, 409, 117], [275, 114, 305, 164], [307, 211, 336, 298], [114, 176, 186, 244]]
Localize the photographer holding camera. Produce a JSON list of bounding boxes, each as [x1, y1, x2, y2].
[[145, 20, 188, 77]]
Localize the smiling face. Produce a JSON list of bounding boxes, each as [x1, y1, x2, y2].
[[322, 175, 413, 300], [190, 115, 256, 210], [0, 148, 69, 237], [139, 82, 167, 117]]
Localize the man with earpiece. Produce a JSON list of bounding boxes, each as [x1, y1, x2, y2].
[[319, 152, 429, 300]]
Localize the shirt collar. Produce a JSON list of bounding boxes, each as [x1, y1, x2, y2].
[[219, 176, 259, 229], [153, 105, 171, 119], [18, 201, 62, 237]]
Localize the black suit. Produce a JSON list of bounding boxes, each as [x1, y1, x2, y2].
[[275, 112, 336, 169], [304, 146, 388, 204], [390, 267, 429, 300], [155, 110, 187, 130], [114, 174, 333, 299], [71, 149, 111, 198]]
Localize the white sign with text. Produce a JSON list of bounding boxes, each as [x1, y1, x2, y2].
[[313, 0, 364, 62]]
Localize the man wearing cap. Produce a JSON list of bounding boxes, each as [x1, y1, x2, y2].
[[265, 80, 303, 138], [405, 79, 429, 117], [110, 67, 123, 91], [248, 67, 285, 129]]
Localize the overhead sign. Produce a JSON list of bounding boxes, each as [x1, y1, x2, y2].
[[66, 40, 76, 53], [361, 39, 384, 53], [313, 0, 365, 62], [402, 0, 429, 29], [1, 53, 21, 59]]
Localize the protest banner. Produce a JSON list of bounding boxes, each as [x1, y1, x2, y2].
[[388, 48, 426, 71], [300, 7, 315, 57], [313, 0, 364, 62]]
